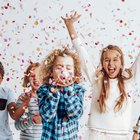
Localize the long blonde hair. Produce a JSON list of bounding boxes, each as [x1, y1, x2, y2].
[[38, 48, 82, 84], [98, 45, 132, 113]]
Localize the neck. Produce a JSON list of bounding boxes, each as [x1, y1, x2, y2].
[[31, 89, 37, 97]]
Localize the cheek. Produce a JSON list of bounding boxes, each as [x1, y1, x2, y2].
[[69, 69, 74, 76], [52, 67, 62, 77], [103, 62, 108, 69]]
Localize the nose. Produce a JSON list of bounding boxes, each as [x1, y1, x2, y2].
[[61, 67, 69, 77], [109, 60, 114, 66]]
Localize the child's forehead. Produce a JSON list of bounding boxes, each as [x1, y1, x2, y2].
[[103, 49, 121, 58], [54, 56, 74, 65], [29, 66, 39, 75]]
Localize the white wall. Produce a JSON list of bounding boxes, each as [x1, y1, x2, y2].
[[0, 0, 140, 139]]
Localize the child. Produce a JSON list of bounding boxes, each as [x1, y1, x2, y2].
[[0, 61, 29, 140], [62, 12, 140, 140], [37, 49, 85, 140], [15, 62, 42, 140]]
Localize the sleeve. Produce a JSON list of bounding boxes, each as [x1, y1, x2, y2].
[[14, 95, 35, 130], [130, 52, 140, 85], [72, 38, 96, 84], [15, 114, 35, 130], [37, 85, 60, 122], [64, 85, 85, 120]]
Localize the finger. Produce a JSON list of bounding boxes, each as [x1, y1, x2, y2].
[[74, 11, 77, 16], [77, 14, 81, 19], [61, 16, 65, 20], [72, 76, 77, 81]]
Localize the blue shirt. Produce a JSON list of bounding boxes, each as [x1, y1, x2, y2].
[[37, 84, 85, 140]]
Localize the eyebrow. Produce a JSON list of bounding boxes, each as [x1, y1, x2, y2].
[[55, 64, 62, 66], [55, 64, 72, 67]]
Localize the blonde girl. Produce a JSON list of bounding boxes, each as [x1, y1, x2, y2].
[[62, 12, 140, 140]]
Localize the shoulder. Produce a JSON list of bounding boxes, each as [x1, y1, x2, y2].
[[0, 85, 12, 93], [74, 84, 85, 92], [0, 86, 14, 98], [37, 84, 51, 94]]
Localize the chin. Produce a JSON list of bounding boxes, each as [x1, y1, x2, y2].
[[108, 74, 118, 79]]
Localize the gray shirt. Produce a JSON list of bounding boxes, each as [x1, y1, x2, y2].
[[0, 84, 15, 140]]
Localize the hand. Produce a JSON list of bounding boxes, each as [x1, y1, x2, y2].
[[19, 92, 31, 106], [33, 114, 42, 124], [56, 75, 76, 87], [61, 11, 81, 25], [96, 64, 103, 78]]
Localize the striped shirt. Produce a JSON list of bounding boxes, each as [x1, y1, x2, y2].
[[15, 93, 42, 140]]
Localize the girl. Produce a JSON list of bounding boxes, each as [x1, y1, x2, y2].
[[62, 12, 140, 140], [37, 49, 85, 140], [0, 61, 29, 140], [15, 62, 42, 140]]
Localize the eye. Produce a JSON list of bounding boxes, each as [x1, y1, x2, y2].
[[66, 66, 72, 70], [114, 59, 118, 61], [55, 66, 62, 70], [104, 59, 109, 62]]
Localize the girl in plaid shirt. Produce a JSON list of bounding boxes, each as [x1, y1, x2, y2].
[[37, 49, 85, 140]]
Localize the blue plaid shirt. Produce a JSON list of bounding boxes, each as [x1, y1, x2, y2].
[[37, 84, 85, 140]]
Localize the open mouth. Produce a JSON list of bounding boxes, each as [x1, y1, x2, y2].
[[33, 81, 40, 87], [108, 67, 116, 74]]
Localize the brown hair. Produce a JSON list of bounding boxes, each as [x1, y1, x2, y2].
[[22, 62, 40, 88], [38, 48, 82, 84], [98, 45, 132, 112], [0, 62, 5, 79]]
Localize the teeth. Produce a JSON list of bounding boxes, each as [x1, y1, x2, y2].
[[109, 68, 115, 70]]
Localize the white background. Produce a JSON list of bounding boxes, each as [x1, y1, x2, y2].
[[0, 0, 140, 139]]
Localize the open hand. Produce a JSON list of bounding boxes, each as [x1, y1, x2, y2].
[[33, 114, 42, 124], [61, 11, 81, 25], [19, 92, 32, 106]]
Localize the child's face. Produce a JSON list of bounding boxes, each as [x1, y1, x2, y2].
[[29, 66, 41, 90], [102, 50, 122, 79], [52, 55, 74, 82], [0, 74, 3, 85]]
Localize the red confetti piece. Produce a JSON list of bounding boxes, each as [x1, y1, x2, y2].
[[120, 20, 123, 23], [6, 77, 10, 81], [4, 6, 8, 9]]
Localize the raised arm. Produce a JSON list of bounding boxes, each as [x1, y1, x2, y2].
[[62, 12, 96, 84], [130, 52, 140, 85]]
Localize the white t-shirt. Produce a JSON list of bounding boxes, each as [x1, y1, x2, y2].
[[72, 38, 140, 134], [0, 84, 15, 140]]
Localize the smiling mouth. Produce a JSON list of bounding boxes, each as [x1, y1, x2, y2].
[[33, 81, 40, 87], [108, 67, 116, 74]]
